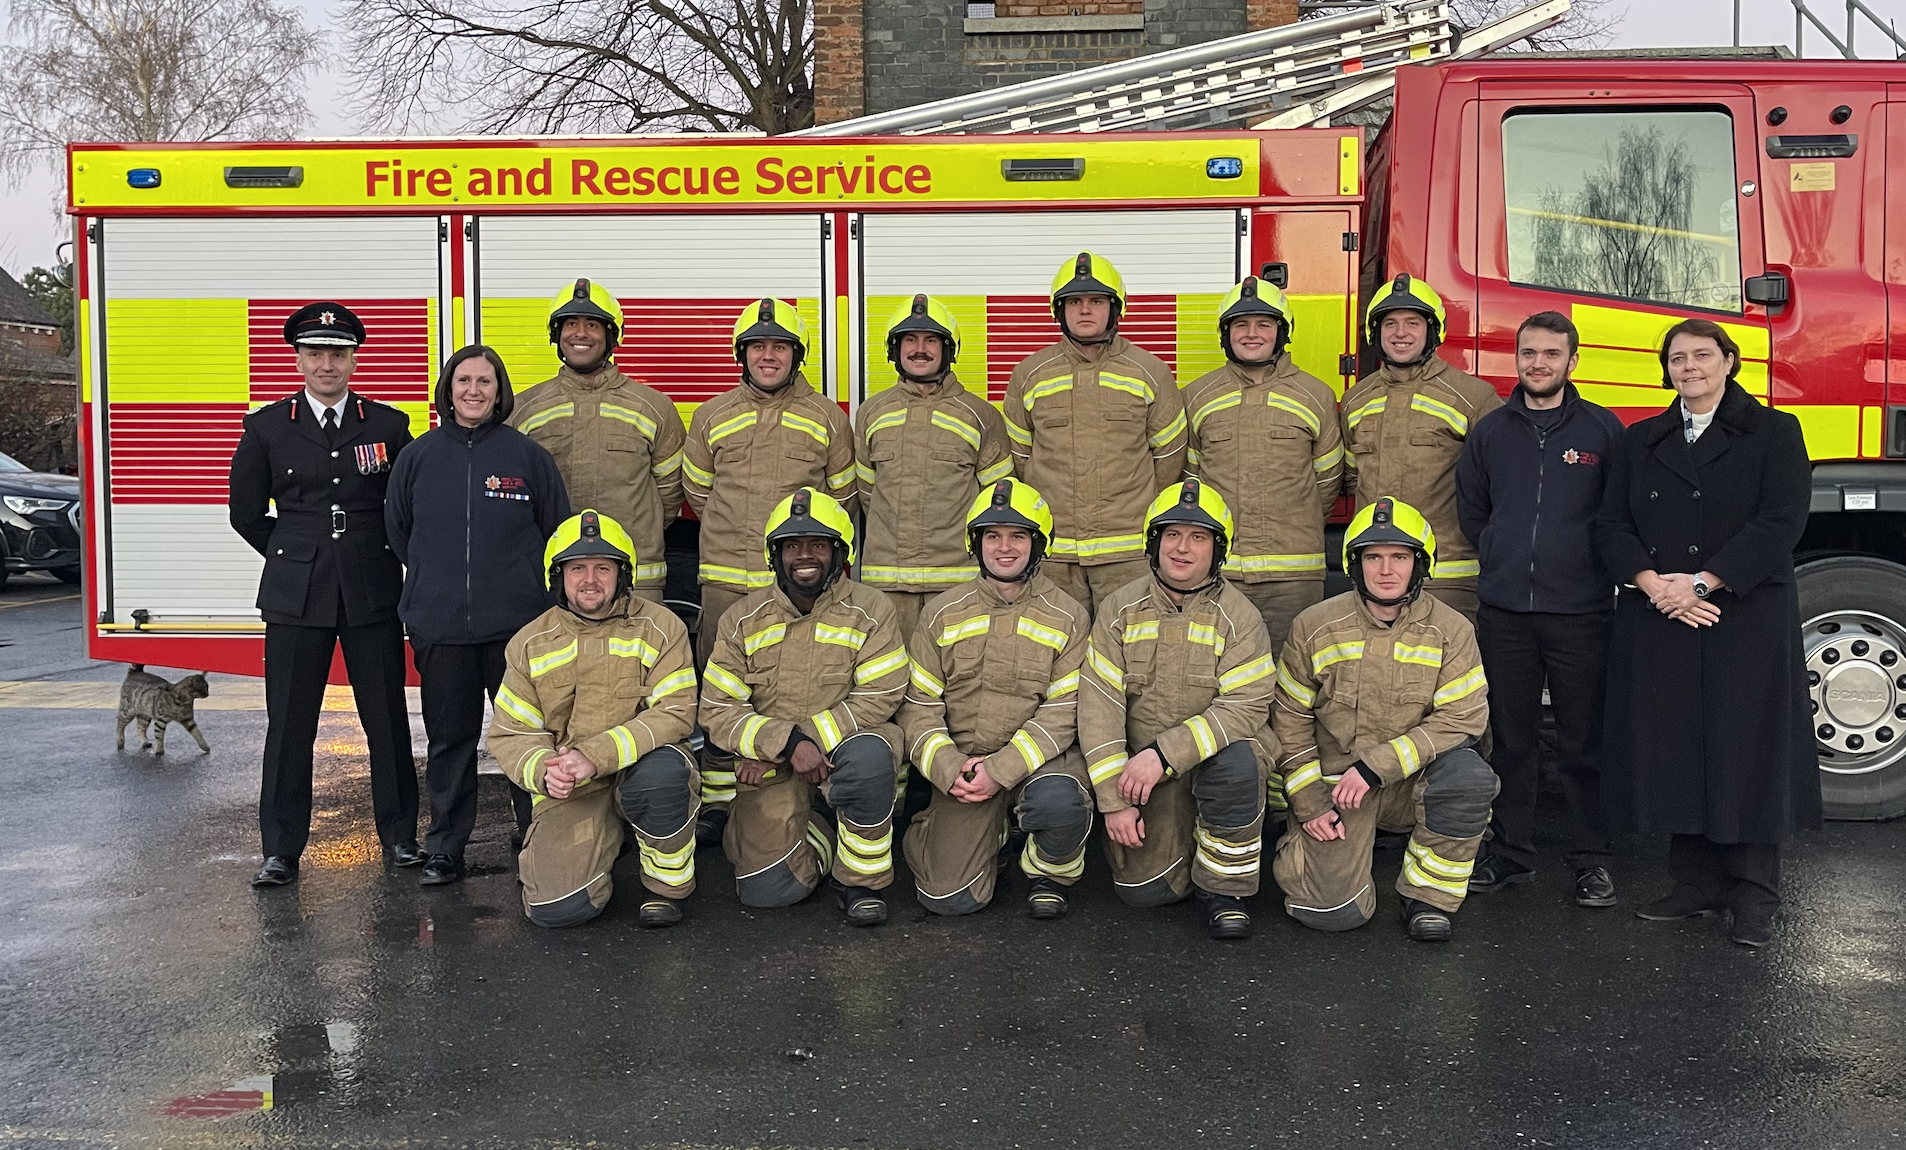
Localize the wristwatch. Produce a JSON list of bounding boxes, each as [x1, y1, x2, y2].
[[1692, 576, 1712, 600]]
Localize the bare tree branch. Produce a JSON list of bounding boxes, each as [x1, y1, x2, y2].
[[1302, 0, 1623, 52]]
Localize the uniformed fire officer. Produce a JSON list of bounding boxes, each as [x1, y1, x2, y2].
[[1270, 497, 1497, 941], [1079, 480, 1278, 940], [1183, 275, 1344, 647], [510, 278, 687, 604], [855, 294, 1014, 641], [487, 511, 700, 928], [229, 302, 420, 888], [683, 300, 857, 837], [697, 489, 909, 926], [900, 479, 1094, 919], [1339, 275, 1502, 622], [1003, 252, 1187, 614]]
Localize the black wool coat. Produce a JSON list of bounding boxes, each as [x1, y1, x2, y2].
[[1594, 381, 1822, 843]]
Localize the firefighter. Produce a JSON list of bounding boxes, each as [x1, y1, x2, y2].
[[697, 488, 909, 926], [683, 300, 857, 836], [1002, 252, 1188, 614], [1079, 480, 1278, 940], [1339, 275, 1502, 622], [230, 302, 419, 888], [1270, 497, 1496, 942], [487, 510, 700, 929], [509, 278, 686, 604], [855, 293, 1014, 641], [1183, 275, 1344, 648], [900, 479, 1094, 919]]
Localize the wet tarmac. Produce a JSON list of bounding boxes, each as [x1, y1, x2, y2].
[[3, 580, 1904, 1149]]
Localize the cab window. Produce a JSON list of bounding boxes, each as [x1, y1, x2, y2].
[[1502, 109, 1742, 313]]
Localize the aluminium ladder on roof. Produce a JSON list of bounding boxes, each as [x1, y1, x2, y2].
[[793, 0, 1569, 136]]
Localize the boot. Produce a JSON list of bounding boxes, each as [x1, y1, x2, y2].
[[694, 807, 729, 850], [830, 877, 888, 927], [1026, 877, 1069, 921], [1196, 888, 1252, 940], [637, 898, 684, 929], [1401, 897, 1452, 942]]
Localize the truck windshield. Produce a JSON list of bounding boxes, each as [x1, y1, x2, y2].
[[1503, 108, 1742, 314]]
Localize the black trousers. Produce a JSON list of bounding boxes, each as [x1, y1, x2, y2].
[[1476, 605, 1612, 870], [260, 617, 417, 858], [412, 639, 532, 858], [1668, 834, 1780, 916]]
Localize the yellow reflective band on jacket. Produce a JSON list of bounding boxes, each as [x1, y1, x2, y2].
[[521, 747, 550, 793], [681, 457, 714, 488], [1098, 372, 1155, 403], [1021, 834, 1086, 879], [913, 729, 956, 768], [1224, 552, 1325, 575], [1087, 642, 1125, 692], [517, 403, 574, 434], [610, 725, 640, 767], [910, 661, 946, 698], [1122, 619, 1159, 644], [700, 562, 775, 588], [1311, 641, 1365, 674], [1433, 664, 1488, 706], [1393, 642, 1443, 668], [1390, 734, 1423, 776], [635, 561, 667, 583], [930, 411, 982, 450], [528, 640, 578, 678], [1220, 653, 1276, 694], [1184, 715, 1218, 762], [707, 410, 759, 445], [651, 448, 684, 479], [1023, 375, 1074, 409], [1148, 408, 1188, 450], [1264, 391, 1322, 437], [743, 623, 787, 656], [1431, 558, 1481, 579], [827, 464, 856, 492], [863, 563, 980, 587], [978, 458, 1014, 485], [1191, 390, 1242, 434], [1057, 533, 1146, 560], [1345, 395, 1386, 430], [1046, 670, 1080, 698], [648, 667, 698, 702], [1276, 662, 1317, 709], [1195, 826, 1261, 877], [738, 714, 773, 759], [607, 636, 660, 666], [1088, 752, 1128, 786], [855, 646, 910, 685], [496, 685, 544, 728], [812, 709, 845, 750], [938, 615, 991, 647], [855, 461, 878, 486], [1403, 840, 1475, 897], [865, 409, 909, 438], [814, 624, 869, 651], [1313, 444, 1345, 473], [600, 403, 657, 438], [1283, 760, 1323, 795], [1006, 420, 1033, 447], [1187, 621, 1225, 657], [704, 661, 751, 700], [1410, 393, 1469, 436], [1016, 616, 1069, 653], [638, 837, 695, 887], [1010, 729, 1045, 773], [836, 822, 892, 877]]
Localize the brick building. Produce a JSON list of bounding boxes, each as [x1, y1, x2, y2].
[[0, 268, 79, 473], [813, 0, 1300, 124]]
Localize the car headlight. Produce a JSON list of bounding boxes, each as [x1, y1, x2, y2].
[[3, 496, 69, 515]]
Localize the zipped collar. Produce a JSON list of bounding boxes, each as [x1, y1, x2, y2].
[[1502, 380, 1581, 428]]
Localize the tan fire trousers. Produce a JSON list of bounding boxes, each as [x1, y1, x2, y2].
[[1043, 558, 1153, 617], [1104, 740, 1267, 906], [519, 745, 699, 928], [904, 747, 1094, 915], [725, 730, 898, 906], [1272, 746, 1498, 930], [1233, 579, 1325, 652], [694, 583, 751, 811]]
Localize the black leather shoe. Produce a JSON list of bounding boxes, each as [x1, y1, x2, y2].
[[1196, 889, 1252, 940], [1402, 897, 1453, 942], [1026, 877, 1069, 920], [637, 898, 685, 929], [1468, 854, 1535, 893], [1635, 888, 1724, 921], [419, 854, 463, 886], [830, 878, 888, 927], [694, 808, 729, 850], [1729, 908, 1776, 948], [385, 840, 425, 867], [251, 856, 298, 888], [1573, 866, 1617, 908]]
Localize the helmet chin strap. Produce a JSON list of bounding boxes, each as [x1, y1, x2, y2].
[[562, 348, 613, 375], [1350, 554, 1426, 609]]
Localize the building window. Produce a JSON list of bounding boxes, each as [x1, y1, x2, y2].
[[967, 2, 996, 17], [1503, 108, 1742, 313]]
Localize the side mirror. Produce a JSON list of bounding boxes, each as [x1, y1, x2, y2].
[[1258, 261, 1289, 289], [1744, 272, 1789, 308]]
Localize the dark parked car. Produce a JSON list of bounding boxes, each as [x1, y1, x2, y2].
[[0, 451, 80, 590]]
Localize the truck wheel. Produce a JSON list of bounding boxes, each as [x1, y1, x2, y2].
[[1798, 556, 1906, 821]]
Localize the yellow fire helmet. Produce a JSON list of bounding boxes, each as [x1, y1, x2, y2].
[[1143, 478, 1235, 575], [547, 278, 624, 348], [965, 478, 1054, 581], [544, 508, 637, 597], [884, 293, 962, 376], [732, 298, 810, 373], [1342, 495, 1437, 607], [1218, 275, 1294, 364], [1364, 273, 1447, 361], [1049, 251, 1128, 342], [763, 486, 856, 591]]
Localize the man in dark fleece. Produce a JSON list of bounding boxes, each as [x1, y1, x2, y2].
[[386, 345, 570, 885]]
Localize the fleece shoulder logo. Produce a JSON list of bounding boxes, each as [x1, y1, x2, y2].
[[354, 442, 391, 474], [484, 474, 530, 501], [1561, 448, 1599, 466]]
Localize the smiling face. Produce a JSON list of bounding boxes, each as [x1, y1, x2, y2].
[[1062, 294, 1115, 341], [1358, 543, 1416, 602], [1227, 314, 1283, 364], [979, 525, 1033, 582], [296, 345, 356, 402], [451, 355, 500, 427], [778, 535, 836, 597], [1379, 311, 1430, 365], [1516, 327, 1577, 401], [561, 556, 621, 618], [1666, 332, 1733, 411], [745, 339, 796, 390], [559, 316, 609, 370], [897, 331, 946, 380], [1157, 524, 1216, 591]]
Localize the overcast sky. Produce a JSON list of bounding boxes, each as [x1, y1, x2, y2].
[[3, 0, 1903, 276]]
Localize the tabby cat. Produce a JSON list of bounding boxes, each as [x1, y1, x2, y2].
[[116, 664, 212, 755]]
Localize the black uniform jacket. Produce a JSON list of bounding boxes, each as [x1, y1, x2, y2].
[[1594, 381, 1821, 843], [229, 391, 415, 627]]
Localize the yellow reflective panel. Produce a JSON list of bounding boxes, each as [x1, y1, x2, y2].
[[106, 299, 250, 402]]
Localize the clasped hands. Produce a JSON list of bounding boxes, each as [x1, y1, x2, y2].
[[736, 736, 833, 787], [1635, 570, 1722, 629]]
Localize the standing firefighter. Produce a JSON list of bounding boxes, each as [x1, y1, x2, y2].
[[488, 511, 700, 929], [900, 479, 1094, 919], [855, 293, 1014, 641], [1002, 252, 1187, 613], [684, 299, 857, 832], [1340, 275, 1502, 621], [510, 278, 686, 604], [1183, 275, 1344, 646], [1079, 480, 1278, 940], [1271, 497, 1496, 941], [697, 489, 909, 926]]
